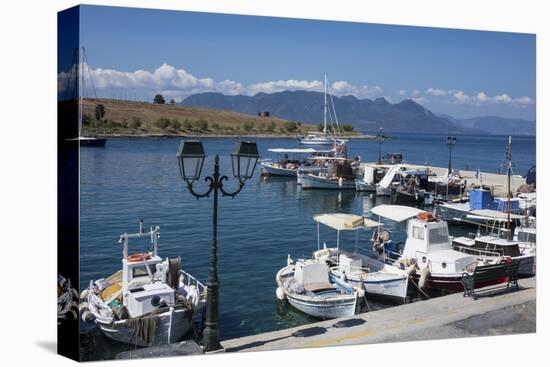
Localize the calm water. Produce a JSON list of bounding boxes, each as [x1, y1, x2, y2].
[[79, 134, 535, 360]]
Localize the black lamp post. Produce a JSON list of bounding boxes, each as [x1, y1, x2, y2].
[[176, 140, 259, 352], [376, 127, 386, 164], [446, 136, 457, 175]]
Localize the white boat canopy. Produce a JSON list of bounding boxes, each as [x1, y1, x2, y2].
[[313, 213, 379, 230], [371, 205, 424, 222], [377, 165, 402, 189], [267, 148, 317, 154]]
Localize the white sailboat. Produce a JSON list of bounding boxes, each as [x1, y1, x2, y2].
[[299, 74, 346, 145]]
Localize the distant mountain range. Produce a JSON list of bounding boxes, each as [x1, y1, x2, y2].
[[180, 90, 535, 136]]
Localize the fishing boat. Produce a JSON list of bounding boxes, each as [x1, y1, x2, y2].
[[435, 188, 527, 226], [310, 213, 410, 302], [369, 205, 512, 292], [58, 275, 79, 324], [299, 157, 360, 189], [261, 142, 348, 177], [80, 221, 206, 347], [260, 148, 319, 177], [276, 257, 362, 319], [299, 74, 346, 145], [452, 234, 535, 276]]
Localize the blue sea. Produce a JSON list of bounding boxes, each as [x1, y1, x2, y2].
[[78, 133, 535, 360]]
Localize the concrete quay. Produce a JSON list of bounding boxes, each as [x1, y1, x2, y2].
[[222, 277, 535, 353]]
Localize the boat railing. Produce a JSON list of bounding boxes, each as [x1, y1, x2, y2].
[[329, 265, 372, 275], [452, 244, 502, 259], [180, 270, 206, 293]]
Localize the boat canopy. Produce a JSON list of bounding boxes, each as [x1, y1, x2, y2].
[[371, 205, 424, 222], [313, 213, 379, 230], [468, 209, 525, 220], [377, 165, 402, 188], [267, 148, 317, 154]]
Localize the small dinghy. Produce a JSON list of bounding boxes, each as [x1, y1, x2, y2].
[[58, 275, 79, 324], [276, 257, 361, 319], [80, 221, 206, 347]]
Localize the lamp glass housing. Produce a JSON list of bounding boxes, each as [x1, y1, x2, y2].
[[177, 140, 206, 183], [231, 141, 259, 181]]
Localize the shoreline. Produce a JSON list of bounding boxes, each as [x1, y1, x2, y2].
[[87, 133, 377, 140]]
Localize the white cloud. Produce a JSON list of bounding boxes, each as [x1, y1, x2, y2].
[[59, 63, 384, 102], [451, 90, 533, 106], [412, 89, 420, 96], [411, 96, 427, 104], [398, 89, 407, 96], [425, 88, 448, 96]]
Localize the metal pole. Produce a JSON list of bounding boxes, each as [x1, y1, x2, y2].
[[203, 155, 221, 351], [448, 140, 452, 175]]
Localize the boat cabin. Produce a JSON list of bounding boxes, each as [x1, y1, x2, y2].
[[118, 223, 176, 318], [380, 153, 403, 165], [371, 205, 477, 274]]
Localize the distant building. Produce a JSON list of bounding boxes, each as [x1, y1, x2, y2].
[[258, 111, 270, 117]]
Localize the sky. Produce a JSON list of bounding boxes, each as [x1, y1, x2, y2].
[[71, 5, 536, 120]]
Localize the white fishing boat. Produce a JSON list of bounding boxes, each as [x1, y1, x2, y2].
[[299, 157, 359, 190], [80, 221, 206, 347], [58, 275, 79, 324], [261, 143, 347, 177], [310, 213, 410, 302], [369, 205, 511, 292], [299, 74, 346, 145], [276, 257, 361, 319], [261, 148, 319, 176]]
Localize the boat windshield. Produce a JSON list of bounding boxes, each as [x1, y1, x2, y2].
[[428, 226, 449, 245]]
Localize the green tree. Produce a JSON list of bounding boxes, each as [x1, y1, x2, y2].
[[130, 117, 142, 128], [82, 113, 91, 126], [242, 121, 254, 131], [284, 121, 298, 132], [266, 121, 276, 133], [155, 117, 171, 129], [194, 119, 208, 130], [153, 94, 165, 104], [94, 104, 105, 121], [169, 99, 176, 105], [341, 124, 354, 132], [183, 119, 193, 129], [171, 119, 182, 130]]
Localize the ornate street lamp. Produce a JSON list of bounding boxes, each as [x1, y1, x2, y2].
[[376, 127, 386, 164], [446, 136, 457, 175], [176, 140, 259, 352]]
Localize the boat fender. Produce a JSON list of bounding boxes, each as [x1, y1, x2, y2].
[[68, 309, 78, 321], [419, 267, 431, 289], [406, 263, 417, 276], [80, 289, 89, 301], [81, 309, 95, 323], [276, 287, 286, 301], [187, 286, 199, 307], [79, 302, 89, 313], [338, 177, 343, 187]]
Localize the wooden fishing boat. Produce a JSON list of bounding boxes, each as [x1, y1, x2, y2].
[[80, 221, 206, 347]]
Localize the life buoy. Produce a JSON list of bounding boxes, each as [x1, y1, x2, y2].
[[127, 253, 151, 262]]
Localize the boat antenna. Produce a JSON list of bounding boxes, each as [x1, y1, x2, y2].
[[323, 74, 328, 137], [506, 136, 512, 240]]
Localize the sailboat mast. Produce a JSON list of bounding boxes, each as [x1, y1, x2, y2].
[[507, 136, 512, 240], [323, 74, 327, 136], [78, 47, 83, 136]]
